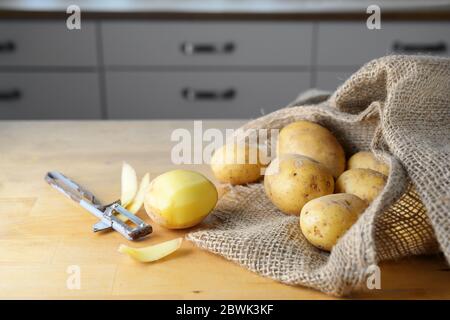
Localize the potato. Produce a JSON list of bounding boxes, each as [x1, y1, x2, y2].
[[264, 154, 334, 215], [347, 151, 390, 176], [144, 170, 218, 229], [335, 168, 387, 204], [211, 142, 267, 185], [277, 120, 346, 178], [300, 193, 367, 251]]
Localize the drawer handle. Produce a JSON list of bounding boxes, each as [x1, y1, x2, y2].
[[392, 41, 447, 54], [0, 40, 16, 53], [180, 42, 235, 55], [0, 89, 21, 101], [181, 88, 236, 101]]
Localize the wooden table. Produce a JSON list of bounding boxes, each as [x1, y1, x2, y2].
[[0, 120, 448, 299]]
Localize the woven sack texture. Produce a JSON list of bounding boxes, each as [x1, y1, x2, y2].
[[187, 55, 450, 296]]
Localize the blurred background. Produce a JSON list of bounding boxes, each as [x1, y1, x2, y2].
[[0, 0, 449, 120]]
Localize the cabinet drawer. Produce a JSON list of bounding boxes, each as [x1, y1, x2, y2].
[[318, 22, 450, 67], [0, 73, 101, 119], [102, 22, 313, 67], [316, 70, 355, 91], [0, 21, 97, 67], [106, 71, 310, 119]]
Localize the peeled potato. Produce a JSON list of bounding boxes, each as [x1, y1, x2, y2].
[[118, 238, 182, 262], [336, 168, 387, 203], [277, 120, 346, 178], [264, 154, 334, 215], [144, 169, 218, 229], [211, 142, 267, 185], [300, 193, 367, 251], [121, 162, 138, 207], [347, 151, 390, 176]]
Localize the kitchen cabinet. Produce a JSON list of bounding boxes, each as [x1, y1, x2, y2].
[[0, 20, 100, 119], [102, 21, 313, 67], [106, 71, 309, 119], [102, 21, 313, 119], [316, 70, 356, 91], [315, 21, 450, 92], [317, 22, 450, 67], [0, 21, 97, 67], [1, 18, 449, 119], [0, 72, 101, 119]]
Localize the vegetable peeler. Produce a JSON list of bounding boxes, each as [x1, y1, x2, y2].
[[45, 171, 152, 241]]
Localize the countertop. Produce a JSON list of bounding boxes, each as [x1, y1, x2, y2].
[[1, 0, 450, 19], [1, 0, 450, 14], [0, 120, 449, 299]]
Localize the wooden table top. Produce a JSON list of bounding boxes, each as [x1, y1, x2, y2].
[[0, 120, 448, 299]]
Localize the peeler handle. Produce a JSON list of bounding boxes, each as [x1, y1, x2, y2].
[[45, 171, 152, 241], [45, 171, 102, 207]]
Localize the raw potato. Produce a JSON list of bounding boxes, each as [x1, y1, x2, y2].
[[264, 154, 334, 215], [211, 142, 267, 185], [144, 169, 218, 229], [300, 193, 367, 251], [277, 120, 346, 178], [121, 162, 138, 207], [118, 238, 182, 262], [336, 168, 387, 204], [347, 151, 390, 176]]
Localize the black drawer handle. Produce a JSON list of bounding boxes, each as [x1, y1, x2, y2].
[[392, 41, 447, 54], [0, 40, 16, 53], [0, 89, 21, 101], [180, 42, 235, 55], [181, 88, 236, 101]]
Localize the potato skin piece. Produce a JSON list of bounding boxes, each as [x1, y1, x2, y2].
[[277, 120, 346, 178], [300, 193, 367, 251], [335, 168, 387, 204], [264, 154, 334, 215], [347, 151, 390, 176], [211, 143, 266, 185]]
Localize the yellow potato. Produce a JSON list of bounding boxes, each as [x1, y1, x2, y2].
[[277, 120, 346, 178], [264, 154, 334, 215], [335, 168, 387, 204], [347, 151, 390, 176], [144, 170, 218, 229], [211, 142, 267, 185], [300, 193, 367, 251]]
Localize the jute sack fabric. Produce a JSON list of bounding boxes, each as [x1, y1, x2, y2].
[[187, 55, 450, 296]]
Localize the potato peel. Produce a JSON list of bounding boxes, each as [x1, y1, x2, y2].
[[118, 238, 183, 262], [121, 162, 138, 207], [127, 172, 150, 214]]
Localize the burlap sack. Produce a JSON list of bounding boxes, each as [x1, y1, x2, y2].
[[187, 55, 450, 296]]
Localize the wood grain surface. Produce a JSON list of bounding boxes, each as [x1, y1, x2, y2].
[[0, 120, 448, 299]]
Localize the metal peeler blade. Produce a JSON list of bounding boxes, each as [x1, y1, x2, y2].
[[45, 171, 152, 241]]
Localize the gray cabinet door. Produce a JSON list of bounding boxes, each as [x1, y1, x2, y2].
[[106, 71, 310, 119], [0, 73, 101, 119], [102, 22, 313, 67], [316, 70, 356, 91], [317, 22, 450, 67], [0, 21, 97, 67]]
